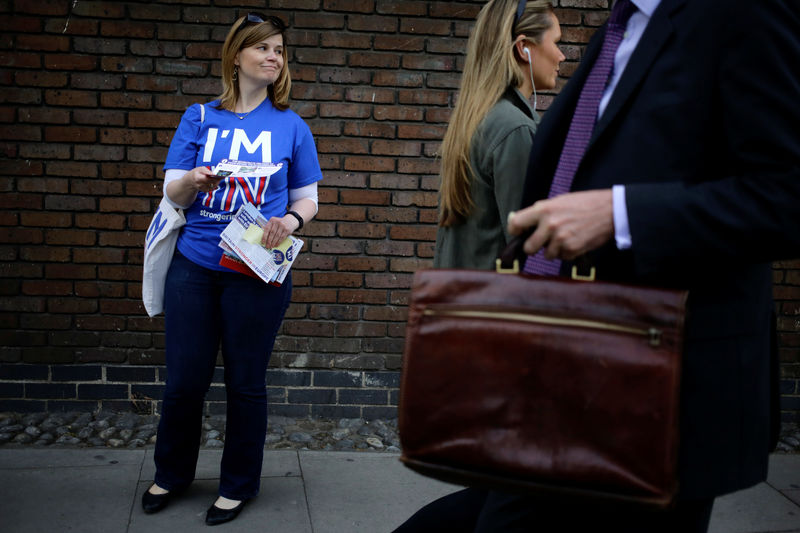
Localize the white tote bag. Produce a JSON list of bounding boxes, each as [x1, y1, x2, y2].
[[142, 197, 186, 317]]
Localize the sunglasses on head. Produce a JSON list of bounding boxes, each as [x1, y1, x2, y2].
[[234, 12, 287, 37], [513, 0, 527, 34]]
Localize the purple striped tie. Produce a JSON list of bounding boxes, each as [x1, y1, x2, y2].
[[524, 0, 637, 276]]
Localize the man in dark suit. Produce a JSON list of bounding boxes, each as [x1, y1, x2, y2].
[[509, 0, 800, 529]]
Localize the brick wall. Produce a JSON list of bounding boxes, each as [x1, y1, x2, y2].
[[0, 1, 798, 421]]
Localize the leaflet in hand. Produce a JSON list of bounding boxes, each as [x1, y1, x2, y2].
[[218, 203, 302, 286], [212, 159, 283, 179]]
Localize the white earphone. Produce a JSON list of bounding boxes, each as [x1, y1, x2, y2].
[[523, 47, 537, 112]]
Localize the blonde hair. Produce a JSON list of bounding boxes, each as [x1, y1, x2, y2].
[[439, 0, 554, 227], [217, 15, 291, 112]]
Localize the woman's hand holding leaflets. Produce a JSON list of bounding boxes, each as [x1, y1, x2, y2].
[[187, 166, 223, 193], [260, 215, 297, 249]]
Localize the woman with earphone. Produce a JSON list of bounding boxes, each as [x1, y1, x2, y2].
[[433, 0, 564, 272], [393, 0, 564, 530]]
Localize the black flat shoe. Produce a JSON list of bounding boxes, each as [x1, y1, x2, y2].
[[141, 486, 173, 514], [205, 500, 246, 526]]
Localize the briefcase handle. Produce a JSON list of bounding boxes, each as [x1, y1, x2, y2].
[[495, 230, 596, 281]]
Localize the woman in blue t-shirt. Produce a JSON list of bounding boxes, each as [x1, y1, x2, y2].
[[141, 13, 323, 526]]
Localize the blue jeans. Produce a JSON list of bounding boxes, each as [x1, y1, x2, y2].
[[154, 251, 292, 500]]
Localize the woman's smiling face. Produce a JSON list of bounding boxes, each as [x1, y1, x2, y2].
[[235, 33, 284, 88]]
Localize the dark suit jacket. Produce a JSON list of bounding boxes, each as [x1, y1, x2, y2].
[[522, 0, 800, 499]]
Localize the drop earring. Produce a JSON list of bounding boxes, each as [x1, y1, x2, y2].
[[232, 66, 238, 82]]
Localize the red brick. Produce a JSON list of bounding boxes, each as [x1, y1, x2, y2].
[[45, 126, 97, 143], [72, 1, 126, 18], [427, 72, 462, 89], [1, 88, 42, 104], [45, 89, 97, 108], [74, 145, 124, 161], [348, 52, 401, 68], [15, 71, 68, 88], [100, 128, 152, 145], [393, 190, 438, 207], [427, 38, 467, 54], [292, 84, 345, 101], [22, 280, 74, 296], [0, 51, 41, 68], [391, 257, 432, 272], [398, 124, 447, 139], [19, 212, 71, 228], [17, 107, 69, 124], [72, 73, 126, 90], [344, 156, 395, 172], [292, 288, 338, 303], [369, 174, 418, 189], [44, 54, 97, 71], [44, 228, 96, 246], [337, 322, 387, 337], [71, 179, 123, 196], [74, 281, 125, 298], [363, 305, 407, 321], [366, 240, 415, 256], [400, 17, 450, 35], [17, 34, 70, 52], [348, 14, 398, 32], [18, 178, 68, 194], [398, 158, 440, 174], [399, 89, 450, 106], [295, 12, 346, 29], [317, 138, 369, 154], [101, 56, 154, 73], [340, 190, 391, 205], [372, 140, 421, 157], [429, 2, 481, 18], [367, 207, 418, 223], [100, 92, 153, 109], [311, 239, 364, 254], [318, 67, 371, 84], [0, 125, 40, 141], [130, 40, 183, 58], [128, 111, 182, 129], [101, 163, 155, 179], [339, 257, 387, 272], [99, 197, 151, 213], [73, 109, 125, 126], [19, 143, 70, 160], [372, 71, 424, 87], [186, 43, 222, 60], [128, 3, 182, 21], [318, 103, 371, 119], [45, 195, 96, 211], [374, 105, 423, 121], [390, 225, 437, 241], [562, 26, 598, 44], [47, 18, 97, 35], [75, 213, 126, 231], [320, 32, 372, 49], [127, 146, 169, 163]]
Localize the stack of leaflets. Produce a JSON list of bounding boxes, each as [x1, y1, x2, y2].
[[218, 202, 303, 287], [212, 159, 283, 180]]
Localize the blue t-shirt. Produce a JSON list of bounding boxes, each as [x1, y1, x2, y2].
[[163, 98, 323, 270]]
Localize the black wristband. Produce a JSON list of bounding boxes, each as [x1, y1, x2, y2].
[[287, 210, 304, 230]]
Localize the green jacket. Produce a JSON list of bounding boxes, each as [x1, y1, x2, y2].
[[434, 87, 539, 270]]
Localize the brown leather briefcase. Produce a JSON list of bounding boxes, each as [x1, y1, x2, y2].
[[398, 260, 688, 508]]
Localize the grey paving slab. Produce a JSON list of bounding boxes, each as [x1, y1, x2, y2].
[[129, 477, 312, 533], [300, 451, 459, 533], [0, 448, 145, 468], [0, 462, 141, 533], [709, 482, 800, 533], [139, 448, 301, 481], [786, 490, 800, 506], [768, 454, 800, 491]]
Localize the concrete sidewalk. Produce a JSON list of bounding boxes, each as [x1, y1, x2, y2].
[[0, 449, 798, 532]]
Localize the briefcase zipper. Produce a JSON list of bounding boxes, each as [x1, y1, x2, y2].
[[422, 308, 663, 347]]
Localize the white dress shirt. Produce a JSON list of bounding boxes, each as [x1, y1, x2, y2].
[[605, 0, 661, 249]]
